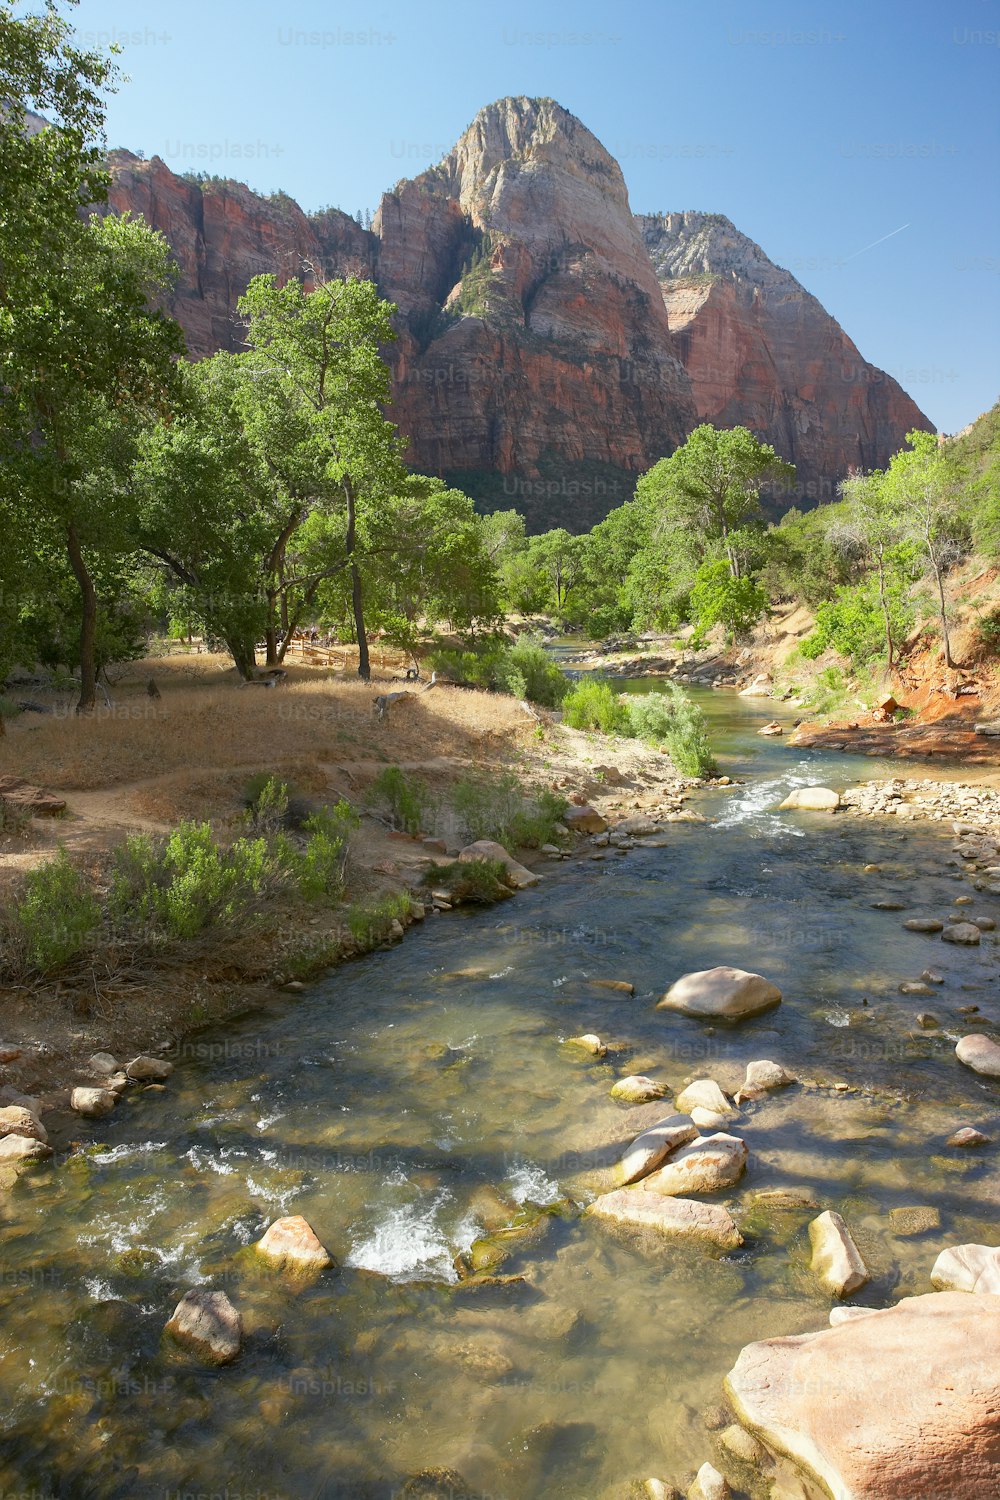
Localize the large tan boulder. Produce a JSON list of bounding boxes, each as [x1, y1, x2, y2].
[[674, 1078, 736, 1118], [931, 1243, 1000, 1295], [619, 1115, 699, 1185], [0, 1104, 46, 1143], [956, 1034, 1000, 1078], [586, 1187, 742, 1252], [0, 1133, 51, 1162], [725, 1292, 1000, 1499], [809, 1210, 870, 1297], [254, 1215, 334, 1274], [562, 804, 608, 834], [942, 922, 981, 945], [165, 1288, 242, 1365], [644, 1133, 748, 1197], [457, 839, 540, 888], [658, 966, 781, 1021], [778, 787, 840, 812]]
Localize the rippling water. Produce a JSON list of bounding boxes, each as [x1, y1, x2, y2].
[[0, 689, 998, 1498]]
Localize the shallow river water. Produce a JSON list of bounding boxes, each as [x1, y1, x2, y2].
[[1, 689, 998, 1499]]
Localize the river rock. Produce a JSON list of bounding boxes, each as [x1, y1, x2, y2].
[[614, 816, 659, 836], [903, 917, 944, 933], [126, 1055, 174, 1082], [689, 1462, 729, 1500], [611, 1075, 669, 1104], [758, 721, 783, 735], [689, 1107, 729, 1131], [165, 1288, 242, 1364], [972, 915, 997, 931], [565, 1033, 606, 1057], [88, 1052, 118, 1075], [255, 1215, 334, 1273], [587, 1188, 743, 1252], [931, 1243, 1000, 1295], [675, 1079, 735, 1118], [0, 1133, 52, 1162], [0, 1104, 47, 1144], [829, 1305, 878, 1326], [644, 1133, 748, 1197], [942, 922, 982, 945], [808, 1210, 870, 1296], [562, 805, 608, 834], [956, 1034, 1000, 1077], [457, 839, 540, 888], [726, 1291, 1000, 1499], [658, 966, 781, 1021], [947, 1126, 991, 1147], [70, 1087, 117, 1119], [778, 787, 840, 812], [740, 1059, 797, 1098], [619, 1115, 699, 1185]]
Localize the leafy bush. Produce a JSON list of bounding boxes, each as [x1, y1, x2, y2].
[[346, 891, 412, 951], [689, 560, 768, 643], [244, 775, 290, 837], [422, 857, 511, 903], [110, 822, 277, 940], [561, 677, 628, 733], [450, 772, 566, 848], [368, 766, 436, 835], [294, 802, 359, 900], [977, 606, 1000, 656], [624, 683, 717, 777], [493, 638, 568, 706], [802, 577, 915, 667], [12, 849, 100, 973]]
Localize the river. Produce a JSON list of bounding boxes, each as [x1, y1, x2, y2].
[[1, 688, 998, 1498]]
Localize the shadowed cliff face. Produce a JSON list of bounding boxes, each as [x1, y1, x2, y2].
[[639, 211, 933, 514], [105, 99, 932, 531]]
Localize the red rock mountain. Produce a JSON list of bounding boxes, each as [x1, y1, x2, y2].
[[106, 97, 932, 530]]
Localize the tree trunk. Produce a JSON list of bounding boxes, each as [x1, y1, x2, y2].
[[226, 635, 257, 680], [66, 523, 98, 714], [876, 549, 894, 669], [352, 561, 370, 681], [931, 558, 955, 668]]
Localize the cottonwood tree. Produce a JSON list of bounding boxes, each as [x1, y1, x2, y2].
[[885, 429, 968, 669], [834, 469, 917, 670]]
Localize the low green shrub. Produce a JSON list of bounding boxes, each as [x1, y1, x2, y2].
[[244, 775, 290, 837], [294, 802, 359, 900], [422, 857, 511, 903], [110, 821, 278, 940], [368, 766, 436, 835], [346, 891, 412, 951], [13, 849, 100, 973], [977, 606, 1000, 656], [561, 677, 628, 733], [623, 683, 717, 777], [450, 772, 567, 848], [429, 636, 568, 707]]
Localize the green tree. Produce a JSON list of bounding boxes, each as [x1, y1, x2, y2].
[[885, 429, 968, 668], [525, 528, 587, 614], [1, 211, 181, 709], [689, 559, 768, 642], [236, 274, 405, 680], [635, 424, 795, 580], [835, 468, 910, 669]]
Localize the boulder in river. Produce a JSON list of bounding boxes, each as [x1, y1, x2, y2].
[[644, 1133, 748, 1197], [724, 1292, 1000, 1500], [946, 1126, 991, 1148], [126, 1055, 174, 1082], [611, 1075, 669, 1104], [0, 1104, 47, 1143], [0, 1133, 51, 1162], [254, 1216, 334, 1274], [778, 787, 840, 812], [808, 1210, 870, 1297], [689, 1462, 730, 1500], [165, 1288, 242, 1365], [70, 1087, 116, 1119], [674, 1078, 736, 1118], [942, 922, 982, 945], [931, 1243, 1000, 1295], [457, 839, 540, 888], [619, 1115, 699, 1185], [737, 1059, 797, 1102], [956, 1034, 1000, 1078], [658, 966, 781, 1021], [587, 1187, 743, 1252], [903, 917, 944, 933], [565, 1033, 606, 1057]]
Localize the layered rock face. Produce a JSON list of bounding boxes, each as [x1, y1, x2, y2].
[[639, 211, 932, 511], [104, 98, 932, 530]]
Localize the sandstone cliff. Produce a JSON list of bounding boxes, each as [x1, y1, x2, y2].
[[639, 211, 931, 510], [103, 98, 933, 530]]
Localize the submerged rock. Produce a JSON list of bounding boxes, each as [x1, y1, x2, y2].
[[737, 1059, 797, 1102], [586, 1188, 743, 1251], [611, 1075, 669, 1104], [165, 1288, 242, 1365], [725, 1292, 1000, 1500], [619, 1115, 699, 1185], [942, 922, 982, 945], [658, 967, 781, 1021], [254, 1216, 334, 1273], [946, 1126, 991, 1148], [808, 1210, 870, 1297], [931, 1243, 1000, 1295], [689, 1462, 730, 1500], [956, 1034, 1000, 1078], [903, 917, 944, 933], [643, 1134, 748, 1198], [565, 1033, 606, 1057]]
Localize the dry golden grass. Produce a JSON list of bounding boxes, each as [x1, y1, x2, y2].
[[2, 655, 532, 807]]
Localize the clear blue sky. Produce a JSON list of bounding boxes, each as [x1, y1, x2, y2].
[[64, 0, 999, 433]]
